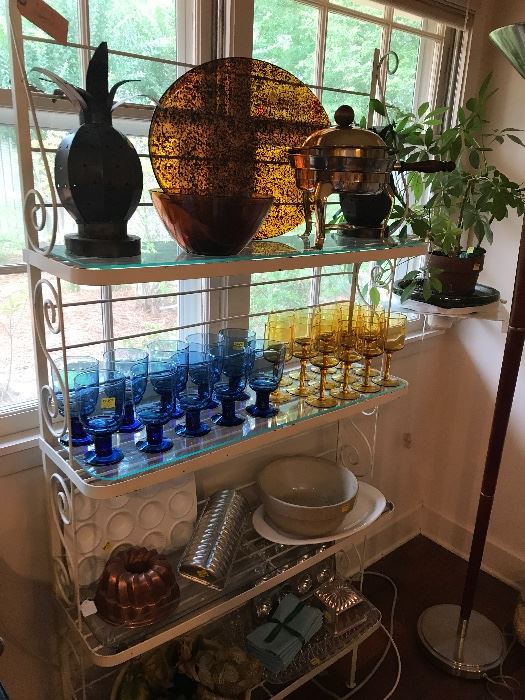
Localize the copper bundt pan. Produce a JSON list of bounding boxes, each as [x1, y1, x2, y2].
[[94, 546, 180, 627]]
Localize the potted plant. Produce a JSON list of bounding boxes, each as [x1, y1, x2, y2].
[[370, 74, 525, 302]]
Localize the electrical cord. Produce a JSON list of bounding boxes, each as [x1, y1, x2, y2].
[[483, 636, 520, 700], [311, 567, 400, 700]]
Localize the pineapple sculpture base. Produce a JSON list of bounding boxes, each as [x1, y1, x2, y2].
[[47, 42, 143, 259], [65, 227, 141, 259]]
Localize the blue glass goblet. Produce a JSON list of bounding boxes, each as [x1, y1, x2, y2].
[[246, 340, 286, 418], [212, 347, 252, 427], [147, 339, 189, 418], [75, 369, 126, 467], [103, 348, 148, 432], [176, 351, 216, 437], [134, 360, 177, 454], [186, 332, 224, 409], [217, 328, 256, 402], [53, 356, 99, 447]]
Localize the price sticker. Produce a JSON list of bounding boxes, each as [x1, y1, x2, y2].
[[102, 541, 113, 552], [196, 569, 208, 579], [101, 396, 116, 409], [310, 657, 321, 667], [232, 341, 245, 350]]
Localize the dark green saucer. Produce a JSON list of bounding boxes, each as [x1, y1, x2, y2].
[[393, 282, 500, 309]]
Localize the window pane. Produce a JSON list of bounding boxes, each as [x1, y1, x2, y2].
[[0, 3, 10, 89], [0, 126, 24, 264], [0, 274, 36, 410], [111, 282, 181, 344], [250, 270, 313, 338], [253, 0, 318, 85], [330, 0, 385, 19], [323, 13, 383, 122], [22, 0, 81, 88], [393, 10, 423, 29], [90, 0, 176, 100], [386, 30, 421, 113]]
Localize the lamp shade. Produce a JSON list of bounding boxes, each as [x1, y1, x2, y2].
[[490, 23, 525, 79]]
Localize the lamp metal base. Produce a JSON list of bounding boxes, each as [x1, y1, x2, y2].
[[417, 604, 505, 679]]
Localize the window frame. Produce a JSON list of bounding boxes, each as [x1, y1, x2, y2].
[[0, 0, 213, 435]]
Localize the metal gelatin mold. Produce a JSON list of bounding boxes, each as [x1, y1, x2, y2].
[[94, 546, 180, 627], [148, 57, 330, 239]]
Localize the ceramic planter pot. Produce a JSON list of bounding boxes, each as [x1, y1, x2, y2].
[[427, 252, 485, 296]]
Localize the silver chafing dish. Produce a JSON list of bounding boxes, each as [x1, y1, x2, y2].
[[289, 105, 454, 248]]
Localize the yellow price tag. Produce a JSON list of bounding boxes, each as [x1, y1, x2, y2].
[[232, 340, 245, 350], [310, 657, 321, 667], [196, 570, 208, 579], [102, 541, 113, 552], [101, 396, 116, 409]]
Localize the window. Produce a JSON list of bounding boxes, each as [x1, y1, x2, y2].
[[250, 0, 450, 320], [0, 0, 203, 431]]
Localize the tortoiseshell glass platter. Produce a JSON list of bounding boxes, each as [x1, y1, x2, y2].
[[148, 57, 330, 239]]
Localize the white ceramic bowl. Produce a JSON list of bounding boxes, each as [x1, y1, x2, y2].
[[257, 456, 359, 537]]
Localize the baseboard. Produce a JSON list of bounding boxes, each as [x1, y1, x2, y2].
[[421, 504, 524, 590]]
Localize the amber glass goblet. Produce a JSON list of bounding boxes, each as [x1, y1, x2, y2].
[[287, 309, 317, 397], [331, 320, 361, 401], [267, 311, 294, 387], [265, 316, 294, 403], [352, 308, 385, 394], [305, 320, 338, 408], [373, 312, 407, 387], [308, 305, 341, 387]]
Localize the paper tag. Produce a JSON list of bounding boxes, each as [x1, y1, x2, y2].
[[341, 503, 351, 513], [102, 541, 113, 552], [196, 569, 208, 579], [310, 657, 321, 667], [80, 599, 97, 618], [17, 0, 69, 44], [101, 396, 116, 409], [232, 340, 245, 350]]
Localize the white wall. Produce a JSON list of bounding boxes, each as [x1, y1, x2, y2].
[[420, 0, 525, 586]]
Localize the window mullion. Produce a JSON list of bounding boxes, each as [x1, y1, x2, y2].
[[77, 0, 91, 81]]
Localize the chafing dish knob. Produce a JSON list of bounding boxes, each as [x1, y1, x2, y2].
[[334, 105, 355, 128]]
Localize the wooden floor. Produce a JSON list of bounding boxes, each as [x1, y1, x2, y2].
[[291, 536, 525, 700]]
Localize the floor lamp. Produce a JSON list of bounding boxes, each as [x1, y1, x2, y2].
[[417, 22, 525, 678]]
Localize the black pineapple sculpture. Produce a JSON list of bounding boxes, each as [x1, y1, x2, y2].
[[47, 43, 142, 257]]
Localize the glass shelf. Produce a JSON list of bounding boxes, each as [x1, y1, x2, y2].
[[67, 487, 390, 667], [212, 599, 381, 699], [46, 379, 408, 497], [24, 232, 426, 285]]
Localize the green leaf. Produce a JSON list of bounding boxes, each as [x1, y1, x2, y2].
[[370, 98, 386, 116], [430, 276, 443, 292], [407, 172, 424, 201], [422, 278, 432, 301], [466, 97, 477, 112], [469, 149, 480, 169], [474, 218, 486, 242], [508, 133, 525, 147], [484, 221, 494, 244], [425, 126, 434, 147], [478, 73, 492, 98], [400, 282, 417, 304], [369, 286, 381, 307], [448, 136, 462, 162], [418, 102, 429, 117], [462, 206, 477, 229]]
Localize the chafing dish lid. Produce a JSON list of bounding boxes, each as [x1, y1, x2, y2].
[[301, 105, 386, 149]]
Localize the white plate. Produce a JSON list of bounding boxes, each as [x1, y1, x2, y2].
[[252, 482, 387, 545]]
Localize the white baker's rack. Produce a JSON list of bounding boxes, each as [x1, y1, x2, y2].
[[7, 4, 428, 697]]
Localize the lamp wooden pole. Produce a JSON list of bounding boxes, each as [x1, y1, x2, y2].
[[418, 21, 525, 678]]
